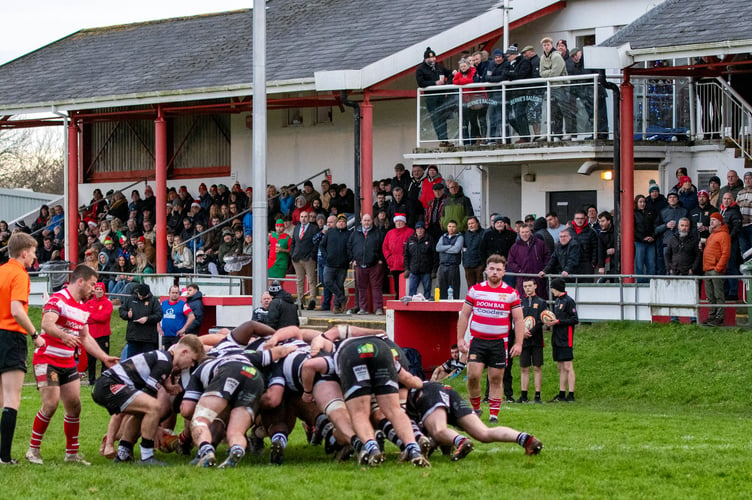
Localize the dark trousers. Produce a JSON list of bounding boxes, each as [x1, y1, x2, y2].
[[425, 94, 449, 141], [437, 264, 460, 299], [464, 265, 485, 288], [87, 336, 110, 382], [324, 266, 348, 309], [355, 264, 385, 313], [125, 340, 157, 358]]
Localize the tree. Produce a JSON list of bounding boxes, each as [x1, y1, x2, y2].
[[0, 127, 64, 194]]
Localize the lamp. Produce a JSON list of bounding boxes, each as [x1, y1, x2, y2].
[[600, 170, 613, 181], [523, 173, 536, 182], [577, 160, 599, 175]]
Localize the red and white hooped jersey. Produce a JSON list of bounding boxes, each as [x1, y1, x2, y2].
[[465, 281, 521, 340], [33, 288, 90, 368]]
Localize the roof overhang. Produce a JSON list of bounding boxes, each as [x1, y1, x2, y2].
[[315, 0, 563, 91], [586, 39, 752, 71]]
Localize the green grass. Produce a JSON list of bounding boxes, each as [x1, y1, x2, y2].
[[4, 311, 752, 499]]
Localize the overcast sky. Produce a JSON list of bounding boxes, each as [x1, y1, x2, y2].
[[0, 1, 254, 65]]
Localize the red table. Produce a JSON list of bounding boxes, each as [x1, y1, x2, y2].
[[386, 300, 464, 371]]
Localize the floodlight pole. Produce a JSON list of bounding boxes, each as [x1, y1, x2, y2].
[[503, 0, 511, 51], [252, 0, 269, 307]]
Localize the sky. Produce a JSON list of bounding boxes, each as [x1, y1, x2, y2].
[[0, 1, 255, 65]]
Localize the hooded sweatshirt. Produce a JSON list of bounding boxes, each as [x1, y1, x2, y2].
[[86, 289, 113, 339]]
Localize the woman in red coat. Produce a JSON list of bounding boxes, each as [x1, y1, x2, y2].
[[85, 282, 113, 384], [382, 214, 415, 298]]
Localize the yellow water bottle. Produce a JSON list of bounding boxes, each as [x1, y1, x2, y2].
[[434, 287, 440, 302]]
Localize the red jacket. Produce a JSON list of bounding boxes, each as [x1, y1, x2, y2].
[[420, 176, 444, 209], [86, 294, 113, 339], [382, 225, 414, 272]]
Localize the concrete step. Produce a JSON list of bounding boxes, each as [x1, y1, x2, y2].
[[300, 311, 386, 331]]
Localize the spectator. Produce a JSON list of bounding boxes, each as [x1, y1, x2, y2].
[[420, 165, 445, 210], [278, 185, 294, 217], [266, 280, 299, 329], [313, 214, 333, 311], [484, 48, 507, 144], [319, 180, 331, 211], [720, 192, 743, 300], [387, 186, 418, 228], [183, 283, 204, 336], [452, 57, 483, 145], [392, 163, 410, 194], [540, 228, 581, 281], [158, 285, 195, 350], [462, 216, 485, 287], [407, 165, 425, 213], [596, 212, 619, 279], [507, 224, 550, 297], [521, 45, 543, 141], [194, 249, 218, 276], [348, 213, 385, 315], [735, 171, 752, 256], [545, 211, 568, 241], [217, 228, 239, 271], [372, 191, 389, 215], [382, 214, 414, 298], [252, 292, 273, 324], [690, 190, 719, 240], [568, 210, 598, 279], [702, 213, 731, 326], [441, 180, 474, 233], [416, 47, 453, 145], [665, 217, 701, 277], [676, 175, 699, 212], [320, 214, 351, 314], [708, 175, 722, 209], [85, 282, 113, 385], [585, 205, 600, 233], [719, 170, 744, 201], [633, 195, 657, 282], [301, 180, 321, 205], [404, 221, 435, 297], [108, 255, 133, 296], [556, 39, 576, 140], [504, 45, 533, 142], [119, 283, 162, 357], [31, 205, 50, 235], [36, 237, 56, 265], [539, 37, 568, 140], [655, 192, 689, 275], [425, 183, 448, 246], [480, 215, 517, 264], [290, 211, 319, 310], [330, 184, 355, 215], [533, 216, 555, 253], [291, 195, 310, 225], [171, 235, 193, 272], [436, 220, 463, 300]]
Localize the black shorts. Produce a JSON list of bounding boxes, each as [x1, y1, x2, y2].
[[336, 337, 399, 401], [91, 375, 142, 415], [467, 337, 507, 369], [552, 346, 574, 362], [33, 363, 79, 388], [202, 361, 265, 410], [411, 382, 474, 427], [519, 346, 544, 368], [0, 330, 28, 374]]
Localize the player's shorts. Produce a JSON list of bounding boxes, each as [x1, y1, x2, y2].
[[552, 346, 574, 362], [337, 337, 399, 401], [467, 337, 507, 369], [91, 375, 142, 415], [201, 361, 265, 410], [33, 363, 79, 388], [411, 383, 474, 427], [519, 346, 544, 368], [0, 330, 28, 374]]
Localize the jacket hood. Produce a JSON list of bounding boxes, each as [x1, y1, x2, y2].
[[276, 289, 294, 303]]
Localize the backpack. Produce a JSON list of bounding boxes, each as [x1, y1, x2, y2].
[[402, 347, 425, 380]]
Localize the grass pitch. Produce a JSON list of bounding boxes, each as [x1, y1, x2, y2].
[[3, 309, 751, 499]]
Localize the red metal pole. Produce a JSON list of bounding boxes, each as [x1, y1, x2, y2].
[[155, 106, 168, 273], [620, 75, 635, 281], [67, 119, 79, 265]]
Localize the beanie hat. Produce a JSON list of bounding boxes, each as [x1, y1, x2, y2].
[[492, 48, 504, 57], [709, 175, 721, 185], [698, 190, 709, 197], [268, 280, 282, 296], [550, 278, 567, 293], [710, 212, 723, 223], [423, 47, 436, 59], [679, 175, 692, 185], [649, 184, 660, 193]]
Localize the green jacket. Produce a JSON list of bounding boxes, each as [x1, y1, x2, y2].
[[440, 192, 474, 233]]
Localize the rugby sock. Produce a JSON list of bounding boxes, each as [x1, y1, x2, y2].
[[379, 419, 403, 449], [228, 444, 245, 459], [568, 392, 575, 399], [516, 432, 531, 447], [117, 440, 133, 461], [350, 436, 363, 453], [520, 390, 528, 400], [140, 438, 154, 460], [411, 420, 424, 440], [314, 414, 328, 432], [364, 439, 379, 455], [488, 397, 502, 418], [470, 396, 482, 411], [198, 442, 215, 458], [404, 442, 420, 455], [534, 391, 541, 400], [63, 415, 80, 455], [559, 390, 566, 399], [271, 433, 288, 449], [453, 435, 468, 448], [1, 407, 18, 462], [30, 411, 52, 450]]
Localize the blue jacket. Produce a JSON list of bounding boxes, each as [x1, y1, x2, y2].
[[436, 233, 464, 266]]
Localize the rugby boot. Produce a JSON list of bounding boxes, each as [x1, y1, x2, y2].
[[270, 439, 285, 466], [64, 452, 91, 466], [523, 435, 543, 455], [451, 438, 474, 461], [25, 448, 43, 465]]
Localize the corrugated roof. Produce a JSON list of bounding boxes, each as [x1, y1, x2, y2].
[[601, 0, 752, 49], [0, 0, 505, 109]]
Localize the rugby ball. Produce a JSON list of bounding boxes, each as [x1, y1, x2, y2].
[[540, 310, 557, 324], [523, 316, 536, 330]]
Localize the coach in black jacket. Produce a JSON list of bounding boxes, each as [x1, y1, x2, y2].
[[348, 214, 385, 314], [290, 211, 320, 310], [320, 215, 351, 313], [119, 283, 162, 355]]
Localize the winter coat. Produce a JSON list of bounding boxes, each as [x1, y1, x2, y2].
[[543, 239, 582, 276], [266, 290, 299, 329], [721, 203, 743, 239], [703, 224, 731, 273], [320, 227, 351, 269], [184, 291, 204, 335], [420, 176, 445, 210], [440, 190, 474, 233], [480, 227, 516, 262], [507, 236, 551, 279], [689, 204, 719, 239], [656, 204, 689, 244], [596, 226, 618, 271], [348, 226, 384, 267], [569, 223, 598, 274], [665, 232, 701, 275], [119, 290, 162, 344], [539, 49, 567, 79], [86, 293, 113, 339], [462, 228, 485, 268], [633, 209, 656, 242], [416, 60, 452, 90], [436, 233, 464, 266], [404, 233, 435, 275], [382, 226, 414, 272]]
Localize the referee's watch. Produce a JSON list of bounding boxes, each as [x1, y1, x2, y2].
[[30, 331, 39, 340]]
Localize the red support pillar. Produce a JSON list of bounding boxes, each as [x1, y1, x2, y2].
[[620, 75, 635, 280], [361, 93, 374, 216], [155, 107, 168, 273], [66, 119, 79, 265]]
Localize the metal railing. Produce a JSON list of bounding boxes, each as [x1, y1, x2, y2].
[[696, 77, 752, 159], [417, 74, 607, 147]]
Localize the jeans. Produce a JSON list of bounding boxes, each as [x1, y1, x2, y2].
[[408, 273, 432, 297], [634, 241, 656, 283], [318, 259, 332, 310]]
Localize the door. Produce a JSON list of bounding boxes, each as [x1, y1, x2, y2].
[[548, 190, 597, 224]]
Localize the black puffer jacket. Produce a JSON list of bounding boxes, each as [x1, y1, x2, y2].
[[404, 233, 435, 274], [665, 231, 701, 275], [543, 239, 581, 276], [184, 291, 204, 335], [119, 290, 162, 344], [320, 227, 351, 269], [266, 290, 299, 329]]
